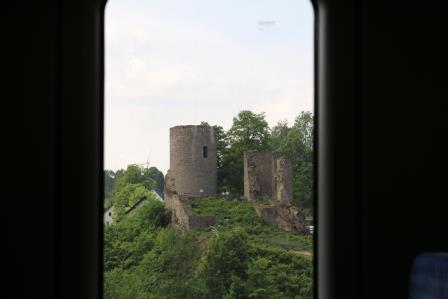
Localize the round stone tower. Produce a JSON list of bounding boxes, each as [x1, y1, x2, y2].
[[169, 125, 217, 196]]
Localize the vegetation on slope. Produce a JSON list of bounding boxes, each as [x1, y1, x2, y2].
[[104, 164, 165, 210], [191, 197, 312, 253], [104, 197, 313, 299], [104, 110, 314, 298]]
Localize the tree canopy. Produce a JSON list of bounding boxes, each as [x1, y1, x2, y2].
[[273, 112, 313, 209], [104, 164, 165, 214], [204, 110, 313, 210], [104, 196, 313, 299], [220, 111, 271, 194]]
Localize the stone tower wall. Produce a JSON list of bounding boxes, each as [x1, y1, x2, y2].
[[275, 158, 293, 203], [244, 151, 275, 200], [170, 125, 217, 196], [244, 151, 293, 202]]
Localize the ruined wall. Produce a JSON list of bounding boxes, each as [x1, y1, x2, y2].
[[164, 155, 216, 230], [244, 151, 293, 202], [164, 192, 192, 228], [164, 192, 215, 229], [254, 202, 306, 234], [275, 158, 293, 203], [170, 125, 217, 196], [244, 151, 276, 201], [245, 151, 304, 234]]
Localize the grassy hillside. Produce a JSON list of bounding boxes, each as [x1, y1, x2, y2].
[[104, 197, 313, 299], [191, 197, 312, 253]]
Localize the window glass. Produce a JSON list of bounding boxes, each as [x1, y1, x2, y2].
[[104, 1, 314, 298]]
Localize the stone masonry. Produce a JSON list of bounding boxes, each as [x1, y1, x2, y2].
[[164, 125, 217, 229], [169, 125, 217, 196], [244, 151, 305, 233], [164, 127, 304, 233], [164, 170, 216, 229], [243, 151, 293, 203], [275, 158, 294, 203]]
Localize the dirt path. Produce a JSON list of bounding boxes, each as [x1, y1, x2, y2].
[[291, 250, 313, 257]]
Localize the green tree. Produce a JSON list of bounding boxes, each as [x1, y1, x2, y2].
[[114, 164, 155, 190], [104, 170, 116, 198], [269, 119, 291, 150], [136, 229, 206, 299], [246, 258, 283, 299], [275, 111, 314, 209], [143, 166, 164, 193], [104, 267, 140, 299], [105, 164, 165, 210], [221, 111, 270, 194], [201, 228, 250, 298], [112, 183, 153, 220], [226, 111, 270, 150], [104, 198, 169, 271]]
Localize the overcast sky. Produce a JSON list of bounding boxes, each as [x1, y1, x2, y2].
[[105, 0, 314, 174]]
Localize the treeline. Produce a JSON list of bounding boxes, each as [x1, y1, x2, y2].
[[105, 110, 313, 210], [203, 110, 313, 210]]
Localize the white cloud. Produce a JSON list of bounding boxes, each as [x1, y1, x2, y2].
[[105, 1, 314, 174]]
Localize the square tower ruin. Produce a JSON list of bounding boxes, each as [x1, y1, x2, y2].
[[243, 151, 293, 203]]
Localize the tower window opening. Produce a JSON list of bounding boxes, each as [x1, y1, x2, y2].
[[203, 146, 208, 158]]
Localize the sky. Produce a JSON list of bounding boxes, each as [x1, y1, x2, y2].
[[105, 0, 314, 174]]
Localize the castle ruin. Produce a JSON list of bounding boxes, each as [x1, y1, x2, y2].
[[164, 125, 305, 233], [244, 151, 306, 233], [164, 125, 217, 229], [169, 125, 217, 196], [244, 151, 294, 203]]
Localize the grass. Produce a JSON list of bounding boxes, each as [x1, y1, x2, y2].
[[190, 197, 313, 254]]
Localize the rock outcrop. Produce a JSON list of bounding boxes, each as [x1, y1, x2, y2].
[[254, 201, 306, 234]]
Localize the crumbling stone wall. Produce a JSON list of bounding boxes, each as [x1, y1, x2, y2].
[[164, 192, 192, 227], [254, 201, 306, 234], [164, 192, 216, 229], [244, 151, 293, 202], [164, 149, 215, 229], [164, 170, 190, 227], [169, 125, 217, 196], [275, 158, 293, 203], [244, 151, 276, 200], [244, 151, 303, 233]]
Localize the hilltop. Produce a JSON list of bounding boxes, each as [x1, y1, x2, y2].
[[104, 196, 313, 299]]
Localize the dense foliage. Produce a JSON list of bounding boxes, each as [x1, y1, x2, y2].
[[202, 110, 313, 210], [219, 111, 271, 194], [273, 112, 314, 210], [104, 164, 164, 212], [104, 110, 314, 298], [104, 197, 313, 299]]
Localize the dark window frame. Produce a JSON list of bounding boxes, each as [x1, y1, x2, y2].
[[53, 1, 360, 298]]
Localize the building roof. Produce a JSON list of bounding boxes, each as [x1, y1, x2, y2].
[[104, 189, 164, 220]]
